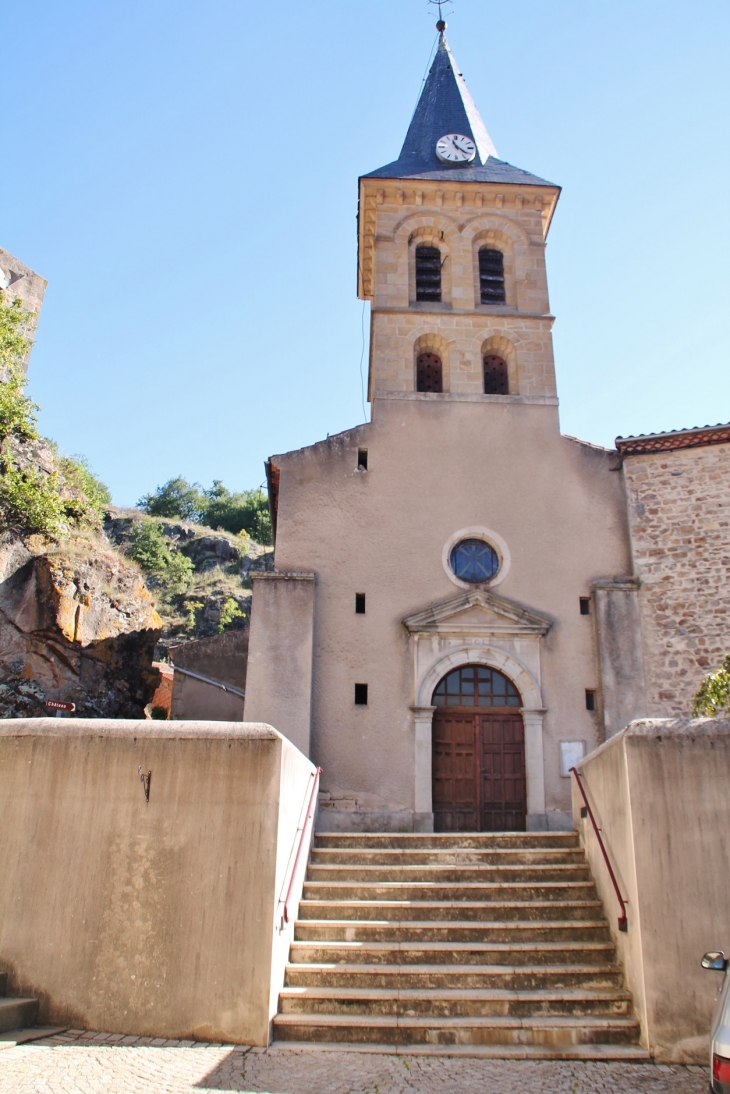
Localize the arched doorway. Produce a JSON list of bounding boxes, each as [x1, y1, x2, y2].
[[432, 664, 526, 832]]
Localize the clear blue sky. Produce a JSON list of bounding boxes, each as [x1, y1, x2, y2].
[[3, 0, 728, 506]]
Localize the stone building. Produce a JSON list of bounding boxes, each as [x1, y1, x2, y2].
[[243, 29, 730, 834]]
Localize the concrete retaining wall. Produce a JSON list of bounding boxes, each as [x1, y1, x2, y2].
[[0, 718, 315, 1045], [573, 717, 730, 1061]]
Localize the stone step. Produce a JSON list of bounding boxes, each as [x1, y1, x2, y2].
[[293, 919, 610, 944], [288, 940, 616, 967], [284, 962, 626, 991], [272, 1012, 642, 1047], [298, 899, 605, 922], [315, 833, 580, 850], [0, 998, 39, 1034], [278, 986, 633, 1018], [267, 1040, 651, 1060], [307, 864, 590, 884], [303, 881, 598, 903], [311, 849, 587, 867]]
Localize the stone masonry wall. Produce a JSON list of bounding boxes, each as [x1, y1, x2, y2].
[[623, 442, 730, 716]]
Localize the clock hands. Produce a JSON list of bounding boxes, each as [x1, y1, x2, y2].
[[453, 136, 473, 153]]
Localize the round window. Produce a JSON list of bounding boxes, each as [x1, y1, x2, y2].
[[449, 538, 499, 583]]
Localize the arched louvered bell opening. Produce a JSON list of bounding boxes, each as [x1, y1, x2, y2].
[[479, 248, 506, 304], [483, 354, 509, 395], [415, 245, 442, 303], [417, 352, 443, 393]]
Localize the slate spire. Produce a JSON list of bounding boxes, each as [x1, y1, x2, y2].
[[399, 32, 498, 171], [364, 27, 554, 187]]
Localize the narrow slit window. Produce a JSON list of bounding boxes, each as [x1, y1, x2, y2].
[[483, 354, 509, 395], [354, 683, 368, 705], [585, 689, 597, 712], [416, 352, 443, 393], [580, 597, 591, 616], [355, 593, 366, 614], [357, 448, 368, 471], [415, 244, 442, 303], [479, 248, 506, 304]]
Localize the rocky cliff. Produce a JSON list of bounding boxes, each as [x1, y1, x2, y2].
[[103, 508, 273, 656], [0, 531, 161, 718]]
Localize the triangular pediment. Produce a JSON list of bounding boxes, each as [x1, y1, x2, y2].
[[403, 589, 553, 636]]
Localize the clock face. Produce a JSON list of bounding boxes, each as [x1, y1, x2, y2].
[[436, 133, 477, 164]]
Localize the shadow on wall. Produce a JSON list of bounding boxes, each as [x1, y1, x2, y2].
[[169, 629, 249, 721]]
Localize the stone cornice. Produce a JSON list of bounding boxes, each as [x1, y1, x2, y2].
[[374, 391, 559, 407], [372, 306, 554, 321]]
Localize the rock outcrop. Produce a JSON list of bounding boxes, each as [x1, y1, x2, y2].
[[103, 508, 273, 653], [0, 531, 161, 718]]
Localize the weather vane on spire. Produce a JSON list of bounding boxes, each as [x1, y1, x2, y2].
[[427, 0, 453, 33]]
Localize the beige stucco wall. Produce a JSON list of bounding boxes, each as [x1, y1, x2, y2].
[[593, 582, 648, 737], [572, 717, 730, 1061], [244, 573, 315, 757], [0, 718, 315, 1044], [623, 443, 730, 716], [269, 396, 632, 830]]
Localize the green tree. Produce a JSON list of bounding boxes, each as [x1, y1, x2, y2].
[[138, 476, 203, 521], [201, 482, 272, 544], [693, 655, 730, 717]]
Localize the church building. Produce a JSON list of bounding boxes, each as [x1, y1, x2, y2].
[[242, 24, 730, 834]]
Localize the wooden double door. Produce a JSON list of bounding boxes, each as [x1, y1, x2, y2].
[[432, 704, 527, 832]]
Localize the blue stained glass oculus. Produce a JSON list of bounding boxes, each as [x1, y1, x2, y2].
[[450, 538, 499, 583]]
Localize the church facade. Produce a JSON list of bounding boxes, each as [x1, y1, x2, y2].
[[242, 30, 730, 833]]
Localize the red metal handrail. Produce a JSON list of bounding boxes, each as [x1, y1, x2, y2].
[[570, 766, 628, 933], [283, 766, 322, 925]]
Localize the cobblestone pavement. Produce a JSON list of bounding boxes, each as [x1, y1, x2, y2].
[[0, 1030, 711, 1094]]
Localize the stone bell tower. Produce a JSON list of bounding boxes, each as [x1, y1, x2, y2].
[[358, 26, 561, 404]]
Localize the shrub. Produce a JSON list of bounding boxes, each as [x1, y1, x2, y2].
[[0, 292, 34, 373], [0, 460, 66, 537], [217, 596, 245, 634], [0, 364, 39, 442], [184, 599, 204, 629], [128, 519, 194, 592], [60, 455, 112, 513], [0, 296, 112, 538], [693, 655, 730, 717]]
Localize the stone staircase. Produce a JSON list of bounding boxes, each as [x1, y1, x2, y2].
[[0, 971, 38, 1035], [272, 831, 649, 1058]]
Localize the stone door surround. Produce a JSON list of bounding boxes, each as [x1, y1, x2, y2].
[[404, 589, 552, 832]]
